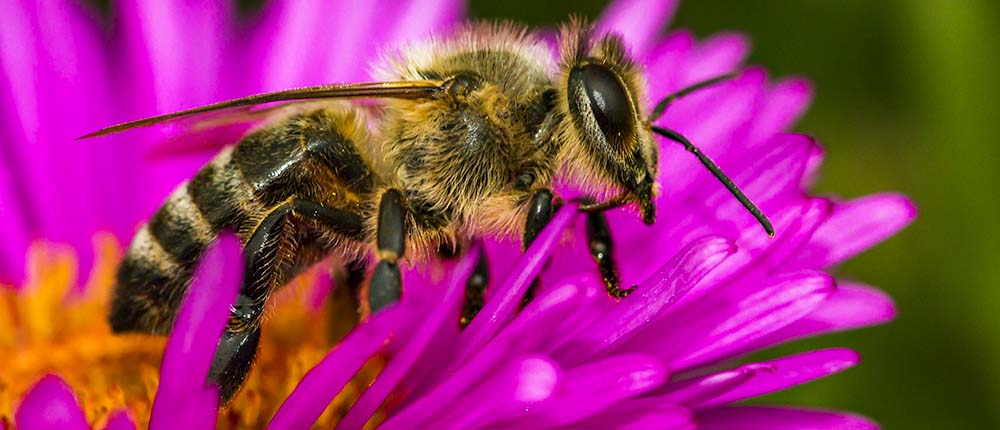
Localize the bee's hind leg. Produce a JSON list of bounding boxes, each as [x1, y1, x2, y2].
[[210, 198, 364, 403]]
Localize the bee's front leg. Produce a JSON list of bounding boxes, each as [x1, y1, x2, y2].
[[585, 209, 636, 300], [370, 189, 407, 313]]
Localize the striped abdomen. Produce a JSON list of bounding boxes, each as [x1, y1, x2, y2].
[[109, 106, 379, 334]]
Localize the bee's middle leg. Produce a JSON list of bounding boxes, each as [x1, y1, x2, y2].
[[369, 189, 407, 313]]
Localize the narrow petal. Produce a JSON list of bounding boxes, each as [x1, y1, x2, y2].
[[388, 280, 598, 423], [269, 304, 413, 430], [338, 245, 481, 429], [745, 283, 896, 352], [652, 366, 757, 406], [597, 0, 679, 56], [513, 355, 669, 427], [582, 399, 694, 430], [455, 203, 577, 364], [104, 409, 137, 430], [555, 236, 736, 365], [629, 271, 835, 370], [789, 193, 917, 269], [645, 30, 695, 99], [14, 374, 88, 430], [697, 406, 879, 430], [682, 32, 751, 83], [748, 77, 814, 144], [150, 234, 241, 430], [396, 356, 559, 430], [697, 348, 859, 409]]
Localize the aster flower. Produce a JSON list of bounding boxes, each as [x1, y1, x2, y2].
[[0, 0, 915, 429]]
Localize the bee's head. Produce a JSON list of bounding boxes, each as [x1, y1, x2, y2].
[[552, 21, 658, 224]]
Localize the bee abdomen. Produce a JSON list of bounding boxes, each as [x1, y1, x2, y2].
[[109, 181, 219, 334]]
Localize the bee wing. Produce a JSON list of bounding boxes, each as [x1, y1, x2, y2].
[[79, 80, 445, 139]]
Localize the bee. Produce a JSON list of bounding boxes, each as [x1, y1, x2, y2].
[[83, 20, 773, 402]]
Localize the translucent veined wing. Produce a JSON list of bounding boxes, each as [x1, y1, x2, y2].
[[78, 80, 446, 139]]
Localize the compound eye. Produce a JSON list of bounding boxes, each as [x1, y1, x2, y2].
[[573, 64, 633, 143]]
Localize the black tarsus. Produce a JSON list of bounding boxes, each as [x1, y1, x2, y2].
[[370, 189, 407, 313], [585, 209, 637, 299], [651, 126, 774, 236]]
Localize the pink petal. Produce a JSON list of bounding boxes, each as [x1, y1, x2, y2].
[[597, 0, 679, 56], [789, 193, 917, 269], [745, 283, 896, 353], [696, 406, 879, 430], [150, 234, 241, 430], [748, 77, 814, 144], [389, 279, 599, 424], [337, 245, 481, 429], [269, 304, 413, 430], [682, 32, 751, 83], [581, 399, 694, 430], [554, 236, 737, 365], [631, 271, 835, 370], [646, 30, 695, 99], [697, 348, 859, 408], [454, 203, 578, 364], [104, 409, 137, 430], [14, 374, 88, 430], [516, 355, 669, 427], [387, 356, 560, 430]]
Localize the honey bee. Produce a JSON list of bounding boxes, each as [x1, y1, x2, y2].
[[84, 20, 773, 402]]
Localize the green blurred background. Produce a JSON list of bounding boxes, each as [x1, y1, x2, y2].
[[472, 0, 1000, 428]]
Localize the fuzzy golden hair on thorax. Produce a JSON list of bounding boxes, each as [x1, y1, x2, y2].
[[552, 19, 659, 224], [372, 21, 562, 241]]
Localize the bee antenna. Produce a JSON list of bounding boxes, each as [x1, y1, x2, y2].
[[651, 125, 774, 236], [647, 71, 740, 123]]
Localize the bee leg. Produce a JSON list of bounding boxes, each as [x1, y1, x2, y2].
[[210, 203, 295, 403], [521, 189, 555, 306], [328, 260, 367, 342], [370, 189, 407, 313], [460, 248, 489, 328], [586, 209, 636, 300]]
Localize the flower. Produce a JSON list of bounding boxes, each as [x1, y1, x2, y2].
[[0, 0, 916, 429]]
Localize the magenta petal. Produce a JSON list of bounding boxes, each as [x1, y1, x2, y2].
[[104, 409, 137, 430], [555, 236, 736, 365], [654, 366, 757, 406], [683, 32, 751, 83], [597, 0, 679, 56], [269, 304, 413, 430], [415, 356, 559, 430], [697, 406, 879, 430], [14, 374, 88, 430], [697, 348, 858, 409], [455, 203, 578, 364], [746, 282, 896, 353], [583, 399, 694, 430], [387, 280, 596, 425], [149, 234, 240, 430], [337, 245, 481, 429], [653, 271, 835, 370], [748, 77, 814, 144], [789, 193, 917, 269], [521, 355, 669, 427]]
